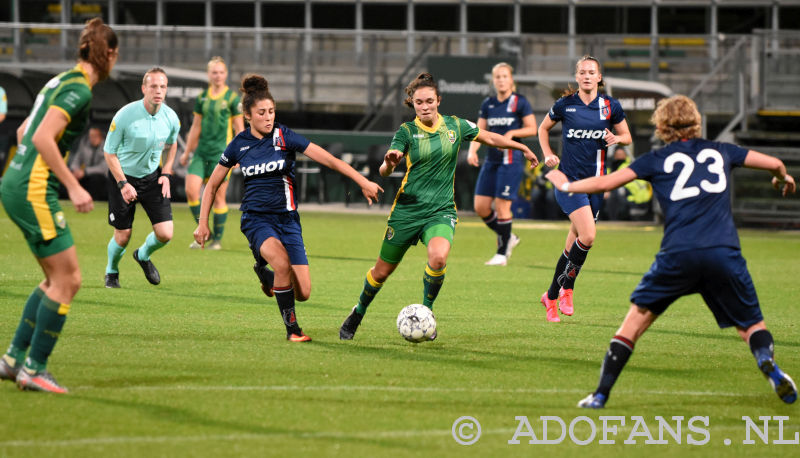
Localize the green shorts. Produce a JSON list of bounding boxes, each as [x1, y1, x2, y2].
[[1, 189, 74, 258], [187, 154, 229, 182], [379, 213, 457, 264]]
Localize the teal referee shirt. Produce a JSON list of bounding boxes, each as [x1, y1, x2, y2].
[[104, 99, 180, 178]]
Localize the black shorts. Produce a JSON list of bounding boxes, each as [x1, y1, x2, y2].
[[107, 170, 172, 230]]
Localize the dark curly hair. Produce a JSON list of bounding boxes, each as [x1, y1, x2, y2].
[[240, 73, 275, 115], [404, 72, 440, 108]]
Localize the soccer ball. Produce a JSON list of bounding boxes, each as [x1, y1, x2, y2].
[[396, 304, 436, 343]]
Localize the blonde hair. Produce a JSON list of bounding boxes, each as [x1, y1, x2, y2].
[[207, 56, 226, 71], [142, 67, 167, 85], [651, 95, 702, 143], [491, 62, 516, 93]]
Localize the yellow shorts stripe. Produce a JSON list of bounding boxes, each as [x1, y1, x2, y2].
[[27, 155, 56, 240]]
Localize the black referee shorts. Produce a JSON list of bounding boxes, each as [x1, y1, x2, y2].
[[107, 170, 172, 230]]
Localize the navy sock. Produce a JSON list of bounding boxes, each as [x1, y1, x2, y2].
[[749, 329, 774, 364], [560, 239, 591, 290], [596, 335, 634, 399], [482, 211, 500, 234], [496, 219, 512, 255], [274, 286, 301, 335], [547, 250, 569, 300]]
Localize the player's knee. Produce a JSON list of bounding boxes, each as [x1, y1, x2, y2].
[[63, 269, 82, 298], [578, 233, 595, 247], [428, 254, 447, 271], [295, 285, 311, 302]]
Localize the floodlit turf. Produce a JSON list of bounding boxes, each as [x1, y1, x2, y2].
[[1, 203, 798, 457]]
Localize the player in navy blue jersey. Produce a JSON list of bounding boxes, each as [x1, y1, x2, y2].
[[545, 95, 797, 408], [538, 55, 632, 322], [193, 74, 382, 342], [467, 63, 538, 266]]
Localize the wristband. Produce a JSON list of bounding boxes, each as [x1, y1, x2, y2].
[[117, 180, 128, 190], [560, 182, 570, 192], [161, 173, 172, 179]]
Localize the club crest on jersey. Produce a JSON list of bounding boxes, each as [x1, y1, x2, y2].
[[220, 101, 228, 110], [272, 129, 285, 150], [447, 130, 456, 144], [599, 97, 611, 120], [385, 226, 395, 240]]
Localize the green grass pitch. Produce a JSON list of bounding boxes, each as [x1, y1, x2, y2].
[[1, 203, 798, 457]]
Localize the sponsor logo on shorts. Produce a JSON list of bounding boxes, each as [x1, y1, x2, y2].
[[385, 226, 394, 240], [54, 211, 66, 229], [447, 130, 457, 144]]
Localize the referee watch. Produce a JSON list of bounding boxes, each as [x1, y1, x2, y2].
[[117, 180, 128, 190]]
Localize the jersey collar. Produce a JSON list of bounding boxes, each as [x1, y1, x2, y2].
[[414, 114, 443, 134], [209, 85, 229, 100], [73, 63, 92, 88]]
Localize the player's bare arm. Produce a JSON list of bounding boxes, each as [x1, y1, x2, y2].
[[538, 116, 560, 168], [546, 167, 638, 194], [475, 130, 539, 167], [743, 149, 797, 196], [302, 142, 383, 204], [194, 163, 229, 247], [380, 149, 404, 176], [466, 117, 488, 167]]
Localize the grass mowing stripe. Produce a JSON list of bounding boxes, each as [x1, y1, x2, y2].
[[72, 384, 759, 398]]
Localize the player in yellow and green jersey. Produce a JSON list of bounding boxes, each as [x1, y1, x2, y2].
[[0, 18, 118, 393], [339, 72, 540, 341], [179, 56, 244, 250]]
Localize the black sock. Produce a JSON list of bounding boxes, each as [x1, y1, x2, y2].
[[496, 219, 512, 255], [547, 250, 569, 300], [482, 212, 500, 234], [274, 285, 301, 335], [560, 239, 591, 290], [749, 329, 774, 364], [596, 335, 634, 399]]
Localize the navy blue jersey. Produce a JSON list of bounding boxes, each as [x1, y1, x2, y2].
[[219, 123, 311, 213], [548, 92, 625, 180], [629, 138, 749, 254], [478, 93, 534, 164]]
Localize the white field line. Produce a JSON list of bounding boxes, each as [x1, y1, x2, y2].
[[0, 424, 780, 449]]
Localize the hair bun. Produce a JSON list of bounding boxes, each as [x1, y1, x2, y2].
[[241, 74, 269, 94]]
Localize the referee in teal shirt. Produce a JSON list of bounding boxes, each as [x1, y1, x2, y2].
[[103, 67, 180, 288]]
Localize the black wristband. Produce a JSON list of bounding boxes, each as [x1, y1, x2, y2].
[[161, 173, 172, 179], [117, 180, 128, 190]]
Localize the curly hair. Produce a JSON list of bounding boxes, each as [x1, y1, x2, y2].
[[78, 18, 118, 82], [240, 73, 274, 115], [404, 72, 440, 108], [650, 95, 702, 144]]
